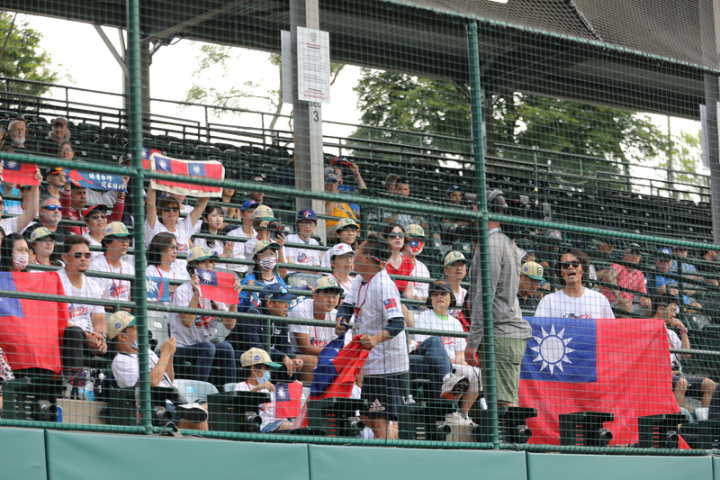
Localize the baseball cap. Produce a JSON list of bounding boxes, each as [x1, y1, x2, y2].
[[443, 251, 466, 266], [30, 226, 56, 242], [187, 246, 218, 263], [104, 222, 131, 238], [325, 167, 339, 183], [52, 116, 68, 126], [240, 347, 282, 369], [405, 224, 425, 238], [82, 204, 108, 219], [297, 209, 317, 222], [119, 153, 132, 166], [625, 243, 642, 254], [252, 240, 280, 257], [328, 243, 354, 260], [657, 247, 673, 259], [521, 261, 545, 282], [446, 185, 461, 195], [259, 283, 296, 303], [106, 311, 136, 339], [335, 218, 359, 231], [45, 166, 64, 176], [426, 280, 455, 307], [314, 276, 343, 293], [240, 200, 259, 211], [253, 205, 277, 221]]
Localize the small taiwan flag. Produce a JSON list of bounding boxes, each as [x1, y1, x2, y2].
[[383, 298, 397, 310], [2, 160, 39, 186], [274, 382, 303, 419], [196, 269, 238, 305]]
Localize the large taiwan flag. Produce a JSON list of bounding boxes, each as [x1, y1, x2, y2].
[[142, 147, 224, 197], [0, 272, 69, 373], [519, 316, 678, 446]]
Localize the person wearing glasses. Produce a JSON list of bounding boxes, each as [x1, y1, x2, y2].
[[22, 196, 71, 248], [61, 180, 126, 237], [89, 222, 134, 307], [534, 249, 615, 319], [58, 236, 108, 386], [382, 223, 414, 295], [242, 205, 287, 279], [81, 205, 110, 260]]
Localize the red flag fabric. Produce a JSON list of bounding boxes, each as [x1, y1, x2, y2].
[[196, 269, 238, 305], [142, 147, 224, 196], [0, 272, 69, 373], [519, 317, 679, 446], [274, 382, 303, 419], [2, 160, 39, 186]]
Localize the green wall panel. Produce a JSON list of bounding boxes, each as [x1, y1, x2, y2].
[[0, 427, 47, 480], [45, 431, 309, 480], [527, 452, 712, 480], [308, 444, 526, 480]]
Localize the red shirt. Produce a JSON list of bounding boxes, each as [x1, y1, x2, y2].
[[385, 255, 415, 294], [60, 189, 125, 236]]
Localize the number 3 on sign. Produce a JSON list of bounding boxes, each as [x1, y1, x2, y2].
[[312, 109, 319, 122]]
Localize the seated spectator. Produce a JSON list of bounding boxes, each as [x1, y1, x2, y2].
[[82, 205, 110, 260], [534, 229, 564, 277], [248, 174, 268, 206], [326, 243, 356, 294], [383, 223, 414, 296], [0, 168, 41, 237], [145, 187, 208, 271], [28, 227, 62, 267], [288, 277, 343, 381], [535, 249, 615, 319], [226, 200, 258, 274], [325, 169, 360, 239], [39, 117, 70, 156], [192, 203, 234, 267], [598, 243, 652, 316], [647, 248, 694, 305], [414, 280, 477, 422], [332, 156, 367, 193], [219, 188, 240, 225], [698, 248, 720, 286], [171, 246, 240, 385], [438, 185, 473, 245], [243, 205, 288, 278], [384, 173, 399, 194], [228, 283, 303, 382], [58, 236, 108, 384], [320, 218, 359, 269], [234, 348, 296, 433], [89, 222, 134, 304], [61, 182, 126, 237], [23, 196, 71, 248], [238, 240, 288, 305], [443, 251, 470, 331], [382, 178, 427, 229], [6, 118, 32, 152], [518, 261, 545, 312], [146, 232, 190, 300], [670, 244, 703, 299], [403, 224, 430, 305], [41, 167, 67, 199], [108, 311, 208, 430], [285, 209, 322, 273], [0, 233, 30, 273], [655, 294, 716, 412]]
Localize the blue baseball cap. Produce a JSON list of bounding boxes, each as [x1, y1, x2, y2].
[[297, 209, 317, 222], [259, 284, 296, 303], [241, 200, 259, 211]]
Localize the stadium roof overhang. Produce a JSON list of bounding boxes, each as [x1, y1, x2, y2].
[[3, 0, 716, 120]]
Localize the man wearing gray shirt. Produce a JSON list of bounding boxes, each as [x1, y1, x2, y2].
[[464, 190, 532, 407]]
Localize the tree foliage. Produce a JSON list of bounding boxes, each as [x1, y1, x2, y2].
[[0, 13, 58, 97]]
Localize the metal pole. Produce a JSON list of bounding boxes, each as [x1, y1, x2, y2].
[[705, 74, 720, 245], [467, 21, 498, 448], [127, 0, 151, 433]]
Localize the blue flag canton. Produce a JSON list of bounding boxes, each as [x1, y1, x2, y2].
[[187, 163, 206, 177], [0, 273, 24, 318], [275, 383, 291, 402], [154, 155, 173, 173], [197, 269, 218, 286], [2, 160, 21, 172], [520, 317, 597, 383], [142, 146, 152, 160]]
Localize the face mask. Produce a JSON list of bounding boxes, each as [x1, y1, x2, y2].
[[256, 369, 270, 384], [259, 257, 277, 271], [407, 240, 424, 256], [130, 341, 138, 351], [12, 253, 29, 270]]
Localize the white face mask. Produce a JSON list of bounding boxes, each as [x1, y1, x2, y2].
[[12, 253, 29, 270], [259, 257, 277, 271]]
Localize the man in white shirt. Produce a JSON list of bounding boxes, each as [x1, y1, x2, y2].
[[285, 209, 322, 274], [89, 222, 135, 306], [58, 236, 107, 383]]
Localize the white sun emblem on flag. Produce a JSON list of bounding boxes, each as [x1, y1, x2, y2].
[[192, 165, 201, 174], [199, 271, 214, 283], [530, 325, 575, 375], [7, 161, 17, 169], [158, 159, 168, 170], [276, 387, 286, 399]]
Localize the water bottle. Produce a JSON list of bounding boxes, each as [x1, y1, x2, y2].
[[84, 372, 95, 402]]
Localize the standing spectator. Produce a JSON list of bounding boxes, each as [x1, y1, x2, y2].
[[89, 222, 134, 304], [325, 170, 359, 239], [465, 190, 531, 408], [336, 232, 408, 440], [28, 227, 62, 267], [285, 209, 322, 273], [403, 224, 430, 304], [192, 203, 234, 268], [61, 182, 126, 237], [320, 218, 359, 269], [58, 236, 107, 382], [39, 117, 70, 156], [171, 246, 240, 385], [535, 249, 615, 319], [598, 243, 652, 316], [443, 251, 470, 331], [226, 200, 258, 274], [518, 262, 545, 312]]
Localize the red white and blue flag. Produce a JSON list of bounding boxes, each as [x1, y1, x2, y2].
[[65, 169, 127, 192], [2, 160, 39, 186], [142, 147, 224, 197], [383, 299, 397, 310], [196, 269, 238, 305], [275, 382, 303, 419], [519, 316, 679, 445], [0, 272, 69, 373]]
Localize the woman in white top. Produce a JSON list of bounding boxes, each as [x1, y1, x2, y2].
[[146, 232, 191, 296], [226, 200, 258, 274], [534, 249, 615, 319], [145, 187, 208, 272], [192, 204, 234, 269]]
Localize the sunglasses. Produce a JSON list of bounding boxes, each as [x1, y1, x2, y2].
[[41, 205, 62, 212], [385, 232, 405, 239], [560, 260, 581, 270], [70, 252, 92, 259]]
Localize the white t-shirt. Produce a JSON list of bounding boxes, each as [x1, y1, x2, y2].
[[82, 233, 104, 261], [171, 281, 229, 346], [667, 328, 681, 365], [112, 349, 173, 389], [89, 255, 135, 302], [534, 288, 615, 319], [0, 216, 19, 235], [285, 234, 321, 273], [192, 236, 226, 270], [287, 298, 337, 354], [58, 269, 105, 332], [234, 381, 276, 429], [408, 259, 430, 299], [181, 204, 202, 233], [145, 216, 195, 271], [146, 263, 191, 287], [414, 309, 466, 359], [449, 286, 468, 319], [226, 226, 255, 273], [345, 269, 408, 375]]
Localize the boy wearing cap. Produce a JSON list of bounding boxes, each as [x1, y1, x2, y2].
[[234, 348, 296, 433], [518, 261, 545, 312], [320, 218, 359, 269], [325, 171, 360, 238], [443, 251, 470, 331], [288, 277, 344, 381], [89, 222, 135, 305], [171, 246, 241, 386], [285, 209, 322, 273], [243, 205, 288, 278], [403, 224, 430, 303], [326, 243, 356, 293], [226, 200, 258, 273]]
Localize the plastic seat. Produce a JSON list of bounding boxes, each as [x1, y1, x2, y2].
[[173, 379, 219, 404], [222, 382, 238, 393]]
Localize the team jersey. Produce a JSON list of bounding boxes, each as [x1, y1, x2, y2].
[[89, 255, 135, 302], [57, 269, 105, 332], [414, 309, 466, 359], [287, 298, 337, 354], [171, 281, 229, 346]]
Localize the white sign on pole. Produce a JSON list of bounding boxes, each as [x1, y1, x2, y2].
[[281, 30, 293, 105], [297, 26, 330, 103], [700, 104, 710, 168]]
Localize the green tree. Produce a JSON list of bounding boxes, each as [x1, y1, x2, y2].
[[0, 13, 58, 96]]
